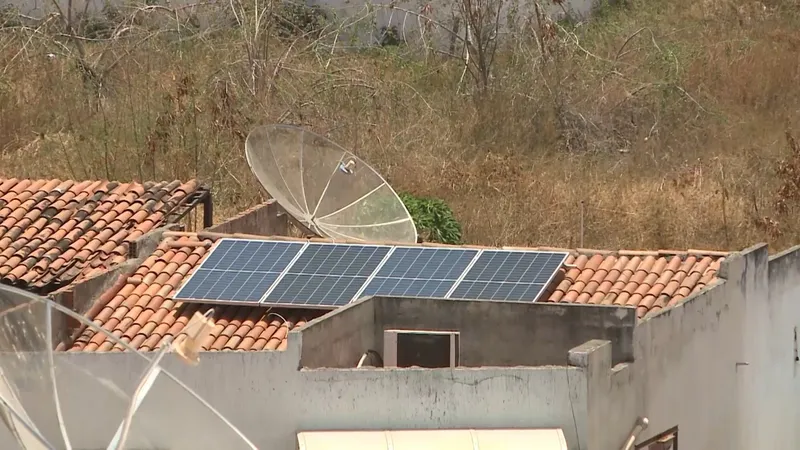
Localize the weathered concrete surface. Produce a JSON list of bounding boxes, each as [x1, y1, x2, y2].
[[0, 342, 592, 449], [205, 200, 290, 236], [754, 244, 800, 449], [301, 296, 636, 368]]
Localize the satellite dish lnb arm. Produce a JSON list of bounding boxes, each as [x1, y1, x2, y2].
[[275, 204, 319, 238]]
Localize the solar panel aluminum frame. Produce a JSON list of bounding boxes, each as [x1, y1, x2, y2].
[[443, 249, 483, 299], [258, 241, 394, 309], [352, 245, 482, 302], [173, 238, 570, 308], [171, 238, 310, 307], [258, 241, 311, 303], [348, 245, 398, 302], [444, 249, 570, 303]]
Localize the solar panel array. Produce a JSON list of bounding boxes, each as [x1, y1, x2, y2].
[[173, 238, 569, 308]]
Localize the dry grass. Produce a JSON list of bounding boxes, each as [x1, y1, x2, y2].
[[2, 0, 800, 251]]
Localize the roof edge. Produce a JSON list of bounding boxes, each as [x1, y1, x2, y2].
[[0, 176, 207, 187]]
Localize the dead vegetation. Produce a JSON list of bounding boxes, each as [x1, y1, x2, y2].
[[1, 0, 800, 251]]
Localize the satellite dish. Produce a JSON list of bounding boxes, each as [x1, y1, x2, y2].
[[245, 124, 418, 243], [0, 284, 256, 450]]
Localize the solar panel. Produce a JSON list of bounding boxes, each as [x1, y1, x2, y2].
[[449, 250, 568, 302], [263, 243, 391, 307], [173, 238, 568, 307], [174, 239, 304, 303], [359, 247, 479, 299]]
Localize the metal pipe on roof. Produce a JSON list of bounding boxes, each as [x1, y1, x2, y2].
[[202, 191, 214, 229], [580, 200, 585, 248], [620, 417, 649, 450], [356, 350, 383, 368]]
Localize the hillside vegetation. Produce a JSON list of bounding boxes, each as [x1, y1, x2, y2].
[[1, 0, 800, 251]]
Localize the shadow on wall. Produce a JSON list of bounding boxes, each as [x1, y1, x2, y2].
[[298, 296, 637, 369]]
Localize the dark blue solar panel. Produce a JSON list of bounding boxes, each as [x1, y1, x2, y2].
[[360, 247, 478, 299], [263, 244, 391, 307], [174, 239, 304, 303], [449, 250, 567, 302]]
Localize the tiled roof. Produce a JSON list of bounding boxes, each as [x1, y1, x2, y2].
[[544, 251, 724, 319], [0, 177, 206, 292], [63, 234, 323, 352], [63, 233, 727, 352]]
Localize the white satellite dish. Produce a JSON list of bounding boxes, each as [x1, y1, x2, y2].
[[0, 284, 256, 450], [245, 124, 418, 243]]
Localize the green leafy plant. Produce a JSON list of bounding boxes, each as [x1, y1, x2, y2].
[[399, 192, 463, 245]]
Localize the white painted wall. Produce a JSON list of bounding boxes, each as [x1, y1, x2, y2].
[[0, 342, 590, 450], [747, 245, 800, 450], [630, 277, 745, 449], [575, 273, 746, 450], [588, 244, 800, 450]]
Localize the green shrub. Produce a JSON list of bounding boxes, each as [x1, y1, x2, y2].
[[400, 192, 462, 245]]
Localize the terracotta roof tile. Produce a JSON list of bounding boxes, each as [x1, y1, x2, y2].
[[0, 177, 205, 292], [63, 235, 322, 353], [544, 252, 724, 318], [62, 232, 728, 352]]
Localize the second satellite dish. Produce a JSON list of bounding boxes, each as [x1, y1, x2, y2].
[[245, 125, 418, 243]]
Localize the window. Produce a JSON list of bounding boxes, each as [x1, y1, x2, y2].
[[383, 330, 460, 368], [636, 427, 678, 450]]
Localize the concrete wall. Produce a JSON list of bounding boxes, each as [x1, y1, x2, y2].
[[8, 0, 600, 50], [300, 298, 377, 368], [587, 243, 800, 450], [748, 245, 800, 450], [572, 339, 632, 450], [579, 245, 756, 450], [205, 200, 290, 236], [301, 296, 636, 368], [0, 335, 596, 450], [627, 274, 745, 450]]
